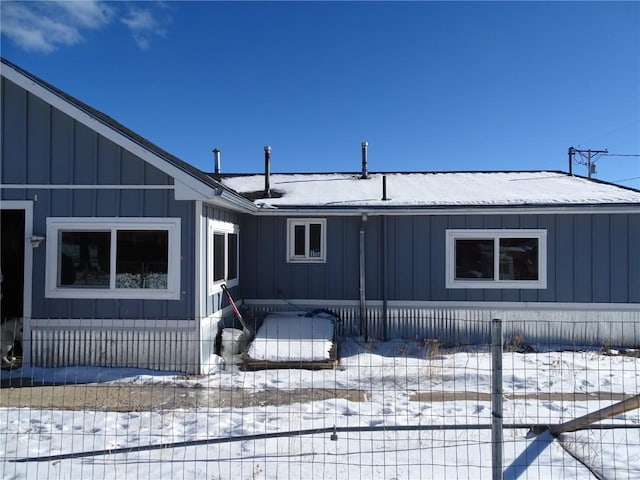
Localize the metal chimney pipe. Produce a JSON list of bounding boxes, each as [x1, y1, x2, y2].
[[264, 146, 271, 198], [361, 141, 369, 179], [382, 175, 389, 201], [213, 148, 221, 176]]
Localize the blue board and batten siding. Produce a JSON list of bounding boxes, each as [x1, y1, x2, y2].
[[1, 76, 197, 322], [240, 216, 361, 300], [240, 213, 640, 304]]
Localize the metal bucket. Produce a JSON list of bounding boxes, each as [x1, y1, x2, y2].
[[221, 328, 247, 366]]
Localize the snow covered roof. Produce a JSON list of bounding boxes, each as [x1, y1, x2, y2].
[[220, 171, 640, 210]]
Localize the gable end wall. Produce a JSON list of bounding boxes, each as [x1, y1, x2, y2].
[[1, 76, 196, 322]]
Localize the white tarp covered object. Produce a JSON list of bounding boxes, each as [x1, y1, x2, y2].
[[247, 311, 335, 362]]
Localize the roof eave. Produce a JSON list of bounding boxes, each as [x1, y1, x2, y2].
[[252, 202, 640, 216], [213, 188, 259, 212]]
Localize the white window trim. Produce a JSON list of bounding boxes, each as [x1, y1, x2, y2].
[[446, 229, 547, 289], [45, 217, 181, 300], [208, 219, 240, 294], [286, 218, 327, 263]]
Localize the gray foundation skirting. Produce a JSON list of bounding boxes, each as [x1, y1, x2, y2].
[[245, 302, 640, 347], [24, 303, 639, 374], [29, 328, 196, 372]]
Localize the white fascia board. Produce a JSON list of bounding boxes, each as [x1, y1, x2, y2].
[[207, 189, 258, 213], [253, 205, 640, 216], [3, 64, 219, 203]]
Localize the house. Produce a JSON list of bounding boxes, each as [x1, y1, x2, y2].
[[2, 58, 639, 374]]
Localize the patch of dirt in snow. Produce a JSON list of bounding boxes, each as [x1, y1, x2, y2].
[[0, 385, 366, 411], [409, 391, 632, 402]]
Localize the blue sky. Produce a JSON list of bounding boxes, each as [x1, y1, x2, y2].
[[1, 1, 639, 187]]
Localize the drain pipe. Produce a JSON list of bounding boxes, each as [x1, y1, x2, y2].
[[359, 213, 368, 340]]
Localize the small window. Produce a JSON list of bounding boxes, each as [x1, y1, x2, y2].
[[213, 232, 226, 283], [208, 220, 239, 292], [46, 218, 181, 299], [294, 225, 306, 256], [287, 218, 326, 263], [446, 229, 546, 289]]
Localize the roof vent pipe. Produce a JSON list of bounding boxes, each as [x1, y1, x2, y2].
[[213, 148, 221, 176], [264, 145, 271, 198], [361, 141, 369, 179], [382, 175, 390, 201]]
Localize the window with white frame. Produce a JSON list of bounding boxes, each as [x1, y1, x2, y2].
[[45, 218, 181, 299], [287, 218, 326, 263], [208, 220, 239, 292], [446, 229, 547, 289]]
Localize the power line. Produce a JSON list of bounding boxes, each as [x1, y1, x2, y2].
[[601, 153, 640, 157], [612, 176, 640, 183]]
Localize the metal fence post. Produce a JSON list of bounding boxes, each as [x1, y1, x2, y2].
[[492, 318, 503, 480]]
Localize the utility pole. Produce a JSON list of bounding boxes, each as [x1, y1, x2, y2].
[[567, 147, 608, 179]]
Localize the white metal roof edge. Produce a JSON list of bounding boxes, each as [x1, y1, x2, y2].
[[252, 204, 640, 216]]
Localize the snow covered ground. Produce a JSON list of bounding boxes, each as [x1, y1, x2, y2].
[[2, 338, 639, 479]]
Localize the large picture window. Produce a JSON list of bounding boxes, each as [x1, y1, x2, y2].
[[46, 218, 181, 299], [287, 218, 326, 263], [208, 220, 239, 293], [446, 229, 546, 289]]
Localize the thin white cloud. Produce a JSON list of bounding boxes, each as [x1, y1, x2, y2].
[[0, 1, 112, 53], [52, 0, 114, 29], [121, 5, 169, 51], [0, 1, 170, 53], [2, 2, 75, 52]]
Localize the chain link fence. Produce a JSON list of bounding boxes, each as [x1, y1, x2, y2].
[[1, 316, 639, 479]]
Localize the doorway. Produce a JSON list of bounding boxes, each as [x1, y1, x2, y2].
[[1, 209, 25, 319]]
